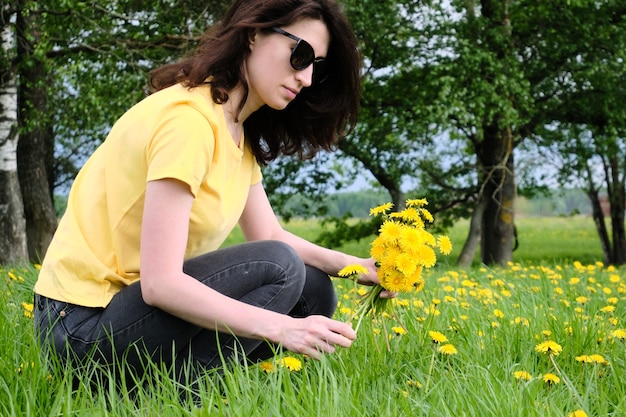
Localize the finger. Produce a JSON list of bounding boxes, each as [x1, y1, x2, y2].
[[327, 320, 356, 341], [379, 290, 398, 299]]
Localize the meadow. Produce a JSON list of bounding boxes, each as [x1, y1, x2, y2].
[[1, 216, 624, 416]]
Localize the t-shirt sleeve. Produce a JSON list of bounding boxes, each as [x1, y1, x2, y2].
[[145, 103, 213, 197], [250, 160, 263, 185]]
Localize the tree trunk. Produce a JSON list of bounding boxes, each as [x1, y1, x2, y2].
[[585, 155, 611, 265], [0, 19, 29, 264], [457, 194, 487, 267], [587, 189, 611, 265], [16, 3, 58, 262], [479, 124, 515, 266], [472, 0, 516, 266], [607, 156, 625, 265]]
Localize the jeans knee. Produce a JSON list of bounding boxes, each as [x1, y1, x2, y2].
[[261, 240, 305, 275], [290, 266, 337, 318]]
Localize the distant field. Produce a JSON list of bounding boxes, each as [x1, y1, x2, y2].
[[223, 215, 606, 266]]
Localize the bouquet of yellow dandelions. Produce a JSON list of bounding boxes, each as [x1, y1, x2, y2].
[[338, 198, 452, 331]]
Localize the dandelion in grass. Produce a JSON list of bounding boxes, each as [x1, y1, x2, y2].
[[392, 326, 407, 336], [438, 343, 458, 355], [575, 296, 588, 304], [611, 329, 626, 340], [535, 340, 563, 356], [429, 330, 448, 344], [599, 305, 615, 313], [575, 354, 609, 365], [568, 411, 588, 417], [21, 302, 34, 319], [279, 357, 302, 372], [542, 373, 560, 386], [514, 370, 532, 381], [407, 380, 422, 389], [259, 361, 274, 373]]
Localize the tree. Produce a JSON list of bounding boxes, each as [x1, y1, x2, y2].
[[517, 1, 626, 265], [16, 0, 57, 262], [0, 1, 28, 264]]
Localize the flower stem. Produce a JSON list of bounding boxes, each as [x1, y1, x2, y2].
[[425, 351, 436, 392], [549, 354, 587, 413]]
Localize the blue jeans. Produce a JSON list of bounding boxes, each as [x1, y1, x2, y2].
[[35, 240, 337, 381]]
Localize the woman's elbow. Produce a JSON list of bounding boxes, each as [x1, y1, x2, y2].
[[139, 276, 162, 307]]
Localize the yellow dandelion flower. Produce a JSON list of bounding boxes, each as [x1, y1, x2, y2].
[[413, 276, 425, 293], [381, 269, 411, 292], [399, 227, 423, 252], [370, 237, 387, 260], [406, 198, 428, 208], [420, 230, 436, 246], [611, 329, 626, 340], [568, 410, 588, 417], [369, 202, 393, 216], [395, 253, 417, 276], [392, 326, 407, 335], [588, 354, 609, 365], [337, 264, 369, 278], [379, 220, 404, 243], [279, 356, 302, 372], [415, 246, 437, 268], [259, 361, 274, 373], [576, 296, 588, 304], [535, 340, 563, 356], [437, 235, 452, 255], [22, 302, 34, 319], [542, 373, 560, 385], [398, 207, 421, 223], [599, 305, 616, 313], [438, 343, 458, 355], [429, 330, 448, 344], [493, 309, 505, 318], [420, 208, 434, 223], [514, 370, 532, 381], [394, 299, 410, 307], [407, 380, 423, 389]]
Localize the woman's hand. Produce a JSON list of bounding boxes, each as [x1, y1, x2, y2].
[[279, 315, 356, 360]]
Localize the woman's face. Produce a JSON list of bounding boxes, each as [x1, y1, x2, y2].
[[246, 18, 330, 111]]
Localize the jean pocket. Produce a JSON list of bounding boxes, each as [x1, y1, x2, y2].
[[50, 301, 102, 344]]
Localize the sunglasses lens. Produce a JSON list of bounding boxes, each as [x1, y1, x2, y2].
[[290, 40, 315, 70], [313, 59, 328, 84]]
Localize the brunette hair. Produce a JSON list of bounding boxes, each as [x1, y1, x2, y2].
[[148, 0, 361, 165]]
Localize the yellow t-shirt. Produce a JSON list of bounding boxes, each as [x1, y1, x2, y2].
[[34, 83, 262, 307]]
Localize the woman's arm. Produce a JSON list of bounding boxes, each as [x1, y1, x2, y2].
[[139, 178, 355, 359], [239, 183, 382, 286]]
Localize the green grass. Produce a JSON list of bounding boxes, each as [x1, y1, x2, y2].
[[2, 217, 624, 416]]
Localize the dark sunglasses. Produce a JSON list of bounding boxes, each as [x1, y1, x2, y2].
[[269, 27, 328, 84]]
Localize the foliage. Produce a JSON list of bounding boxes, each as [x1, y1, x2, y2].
[[31, 0, 231, 188]]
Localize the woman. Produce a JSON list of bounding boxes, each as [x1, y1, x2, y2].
[[34, 0, 388, 382]]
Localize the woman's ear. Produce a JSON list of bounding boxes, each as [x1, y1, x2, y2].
[[248, 29, 257, 50]]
